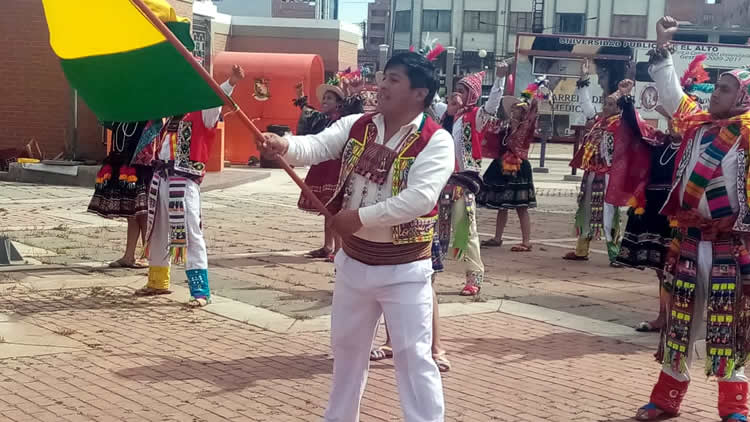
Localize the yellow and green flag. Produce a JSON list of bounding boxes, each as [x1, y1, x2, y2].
[[41, 0, 224, 122]]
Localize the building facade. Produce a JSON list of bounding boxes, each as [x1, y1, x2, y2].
[[213, 0, 338, 19], [667, 0, 750, 44], [391, 0, 665, 80], [359, 0, 392, 73]]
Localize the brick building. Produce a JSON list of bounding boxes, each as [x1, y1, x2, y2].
[[667, 0, 750, 43], [0, 0, 357, 161]]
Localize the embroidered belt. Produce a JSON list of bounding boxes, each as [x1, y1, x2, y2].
[[342, 236, 431, 266], [673, 209, 737, 241], [152, 160, 202, 183]]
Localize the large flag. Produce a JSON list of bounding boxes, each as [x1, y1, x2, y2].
[[41, 0, 224, 122]]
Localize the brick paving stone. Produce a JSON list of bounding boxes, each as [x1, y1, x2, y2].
[[0, 286, 725, 421]]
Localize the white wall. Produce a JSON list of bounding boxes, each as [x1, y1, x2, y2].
[[423, 0, 452, 9], [465, 0, 497, 11], [647, 0, 666, 40], [394, 32, 411, 50], [613, 0, 648, 16], [395, 0, 411, 11], [427, 31, 453, 47], [214, 0, 271, 16], [462, 32, 495, 51], [510, 0, 531, 12], [556, 0, 586, 14]]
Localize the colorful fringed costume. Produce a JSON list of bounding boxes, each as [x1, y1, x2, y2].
[[438, 71, 504, 294], [567, 76, 624, 262], [478, 82, 541, 210], [88, 121, 156, 219], [636, 50, 750, 422], [142, 81, 236, 304]]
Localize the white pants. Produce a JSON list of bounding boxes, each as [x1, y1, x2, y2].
[[149, 175, 207, 271], [324, 250, 445, 422], [664, 240, 747, 383]]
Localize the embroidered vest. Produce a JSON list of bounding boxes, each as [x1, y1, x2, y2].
[[327, 113, 442, 244], [455, 107, 483, 173], [161, 111, 217, 182]]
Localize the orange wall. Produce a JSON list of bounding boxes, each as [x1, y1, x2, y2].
[[214, 52, 325, 164]]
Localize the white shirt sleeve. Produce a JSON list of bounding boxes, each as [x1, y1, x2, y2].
[[649, 54, 684, 117], [202, 80, 235, 128], [577, 82, 598, 120], [476, 77, 505, 131], [358, 129, 455, 228], [285, 114, 362, 166]]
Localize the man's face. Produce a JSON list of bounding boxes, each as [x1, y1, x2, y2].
[[455, 85, 469, 103], [446, 93, 463, 116], [377, 65, 426, 113], [320, 91, 340, 114], [710, 74, 740, 118], [602, 97, 620, 117]]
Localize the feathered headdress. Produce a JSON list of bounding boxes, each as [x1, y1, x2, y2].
[[326, 67, 362, 86], [520, 75, 548, 102], [680, 54, 714, 94], [409, 33, 446, 62]]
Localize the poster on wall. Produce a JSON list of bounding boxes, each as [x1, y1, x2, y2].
[[514, 33, 750, 137]]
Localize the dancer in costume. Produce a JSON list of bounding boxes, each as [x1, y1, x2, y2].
[[563, 60, 632, 265], [635, 17, 750, 422], [439, 63, 508, 296], [89, 121, 160, 268], [478, 80, 543, 252], [619, 56, 715, 333], [295, 69, 365, 261], [261, 51, 451, 422], [135, 64, 245, 307]]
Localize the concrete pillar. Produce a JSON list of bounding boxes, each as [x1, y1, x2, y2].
[[446, 46, 456, 95], [378, 44, 390, 71]]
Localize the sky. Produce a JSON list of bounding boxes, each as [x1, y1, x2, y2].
[[338, 0, 371, 25]]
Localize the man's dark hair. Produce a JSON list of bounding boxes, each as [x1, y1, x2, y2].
[[593, 46, 633, 95], [384, 52, 438, 108]]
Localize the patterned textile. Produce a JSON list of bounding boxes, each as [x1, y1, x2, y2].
[[146, 174, 190, 264], [431, 233, 444, 272], [456, 72, 483, 108], [682, 125, 735, 218], [298, 159, 341, 213], [332, 113, 441, 245], [88, 165, 153, 218], [186, 268, 210, 300], [723, 69, 750, 115], [574, 172, 606, 239], [658, 228, 750, 378], [478, 159, 536, 209], [500, 102, 537, 175], [570, 115, 619, 174]]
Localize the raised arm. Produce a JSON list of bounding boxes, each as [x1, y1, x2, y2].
[[647, 17, 685, 116], [477, 63, 508, 131], [285, 114, 362, 166], [202, 64, 244, 128], [577, 60, 597, 120]]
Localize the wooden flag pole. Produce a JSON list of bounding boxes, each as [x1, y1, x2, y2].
[[131, 0, 333, 219]]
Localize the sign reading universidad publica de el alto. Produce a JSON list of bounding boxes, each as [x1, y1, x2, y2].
[[514, 33, 750, 138]]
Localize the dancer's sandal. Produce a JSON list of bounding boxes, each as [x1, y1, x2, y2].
[[369, 345, 393, 361], [481, 239, 503, 248], [433, 351, 452, 373], [306, 247, 332, 259], [511, 244, 532, 252], [724, 413, 749, 422], [133, 286, 172, 296], [187, 297, 211, 308], [635, 321, 662, 332], [635, 403, 673, 421], [562, 251, 589, 261], [460, 284, 480, 296]]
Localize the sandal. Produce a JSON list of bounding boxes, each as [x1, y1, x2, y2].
[[635, 403, 668, 421], [481, 239, 503, 248], [511, 244, 532, 252], [610, 261, 624, 268], [636, 321, 662, 332], [563, 251, 589, 261], [109, 258, 132, 268], [460, 284, 480, 296], [724, 413, 748, 422], [370, 345, 393, 361], [129, 258, 149, 269], [133, 286, 172, 296], [306, 247, 332, 259], [186, 297, 211, 308], [433, 351, 451, 373]]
